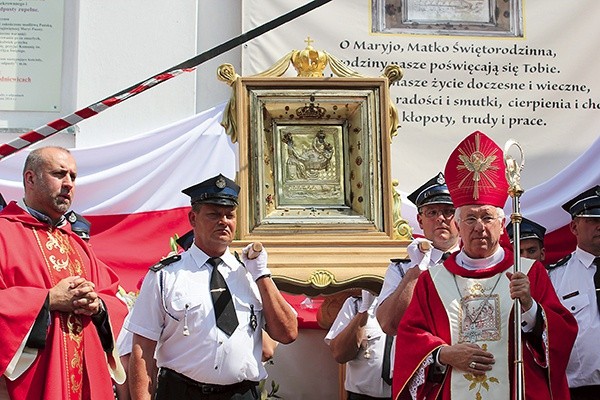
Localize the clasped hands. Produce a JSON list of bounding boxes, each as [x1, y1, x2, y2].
[[49, 276, 103, 316]]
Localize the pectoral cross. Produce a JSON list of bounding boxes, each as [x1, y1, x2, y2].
[[463, 324, 481, 344]]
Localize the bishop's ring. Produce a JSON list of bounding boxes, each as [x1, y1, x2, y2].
[[469, 361, 477, 369]]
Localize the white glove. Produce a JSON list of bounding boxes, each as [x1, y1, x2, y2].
[[358, 290, 376, 313], [407, 237, 433, 271], [241, 243, 271, 281]]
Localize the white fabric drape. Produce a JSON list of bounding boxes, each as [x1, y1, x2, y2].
[[0, 103, 237, 215]]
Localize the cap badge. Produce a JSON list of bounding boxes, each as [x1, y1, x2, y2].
[[436, 174, 445, 185], [456, 132, 500, 200], [215, 177, 226, 189], [67, 212, 77, 223]]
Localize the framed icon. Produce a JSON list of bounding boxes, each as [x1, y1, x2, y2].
[[242, 81, 390, 236], [218, 42, 412, 295]]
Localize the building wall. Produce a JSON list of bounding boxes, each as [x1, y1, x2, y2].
[[0, 0, 241, 148]]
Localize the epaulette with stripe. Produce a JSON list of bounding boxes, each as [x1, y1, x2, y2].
[[149, 254, 181, 272], [545, 253, 571, 271], [390, 257, 411, 263]]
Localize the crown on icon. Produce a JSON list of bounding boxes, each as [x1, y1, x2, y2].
[[291, 37, 328, 77]]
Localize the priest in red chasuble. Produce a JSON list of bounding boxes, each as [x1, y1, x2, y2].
[[392, 132, 577, 400], [0, 147, 128, 399]]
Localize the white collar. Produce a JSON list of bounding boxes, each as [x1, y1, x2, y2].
[[575, 247, 599, 269], [456, 247, 505, 270], [431, 243, 460, 263]]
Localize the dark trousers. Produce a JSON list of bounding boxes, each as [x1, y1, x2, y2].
[[347, 391, 391, 400], [570, 385, 600, 400], [155, 368, 258, 400]]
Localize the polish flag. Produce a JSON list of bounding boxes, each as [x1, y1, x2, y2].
[[1, 103, 598, 294]]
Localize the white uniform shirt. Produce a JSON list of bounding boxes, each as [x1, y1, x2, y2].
[[547, 247, 600, 388], [125, 244, 266, 385], [377, 243, 459, 305], [117, 313, 133, 357], [325, 297, 392, 398]]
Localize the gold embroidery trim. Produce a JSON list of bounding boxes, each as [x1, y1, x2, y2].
[[456, 132, 500, 200], [462, 344, 500, 400]]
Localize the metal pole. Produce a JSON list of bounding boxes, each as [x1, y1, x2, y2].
[[504, 139, 525, 400]]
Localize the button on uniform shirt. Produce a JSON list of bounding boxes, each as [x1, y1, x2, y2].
[[377, 244, 459, 305], [547, 247, 600, 388], [125, 244, 265, 385], [325, 297, 392, 398]]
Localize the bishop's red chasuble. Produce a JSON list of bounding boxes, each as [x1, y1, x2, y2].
[[392, 250, 576, 400]]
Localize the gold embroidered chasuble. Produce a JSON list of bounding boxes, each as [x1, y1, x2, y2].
[[33, 227, 86, 400], [430, 259, 534, 400]]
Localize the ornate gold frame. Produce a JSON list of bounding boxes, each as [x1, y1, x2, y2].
[[219, 40, 412, 295], [373, 0, 523, 38]]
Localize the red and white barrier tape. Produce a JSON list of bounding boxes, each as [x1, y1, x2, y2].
[[0, 68, 193, 159], [0, 0, 332, 160]]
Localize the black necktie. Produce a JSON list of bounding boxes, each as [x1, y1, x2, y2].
[[208, 257, 239, 336], [441, 252, 451, 261], [593, 257, 600, 312], [381, 334, 393, 386]]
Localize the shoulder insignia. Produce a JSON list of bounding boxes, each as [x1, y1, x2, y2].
[[149, 254, 181, 272], [545, 253, 571, 271], [390, 257, 411, 263]]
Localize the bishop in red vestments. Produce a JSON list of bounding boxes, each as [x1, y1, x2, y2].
[[0, 147, 127, 399], [392, 132, 577, 400]]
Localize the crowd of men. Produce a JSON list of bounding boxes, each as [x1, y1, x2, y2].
[[0, 133, 598, 400]]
